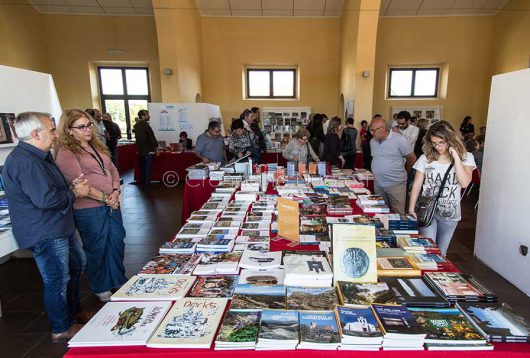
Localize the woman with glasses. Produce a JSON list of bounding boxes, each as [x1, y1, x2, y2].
[[408, 121, 475, 256], [282, 128, 319, 165], [55, 109, 126, 302]]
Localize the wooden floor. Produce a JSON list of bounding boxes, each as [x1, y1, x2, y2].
[[0, 170, 528, 358]]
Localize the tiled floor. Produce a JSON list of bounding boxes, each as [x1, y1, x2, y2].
[[0, 171, 528, 357]]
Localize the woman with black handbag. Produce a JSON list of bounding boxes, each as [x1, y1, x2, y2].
[[408, 121, 475, 256]]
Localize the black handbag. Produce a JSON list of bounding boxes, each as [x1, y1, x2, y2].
[[414, 163, 453, 227]]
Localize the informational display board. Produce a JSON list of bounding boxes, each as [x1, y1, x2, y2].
[[475, 68, 530, 296], [147, 103, 224, 144], [390, 105, 443, 125]]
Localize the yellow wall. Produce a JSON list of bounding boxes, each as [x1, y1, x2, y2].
[[339, 0, 360, 116], [490, 0, 530, 75], [41, 14, 161, 110], [0, 4, 48, 72], [153, 0, 203, 103], [373, 16, 494, 128], [201, 17, 341, 124]]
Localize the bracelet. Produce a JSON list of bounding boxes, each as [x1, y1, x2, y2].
[[112, 188, 121, 194], [100, 192, 108, 203]]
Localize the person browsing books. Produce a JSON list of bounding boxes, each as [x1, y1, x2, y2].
[[194, 121, 226, 164], [229, 118, 260, 163], [2, 112, 91, 342], [408, 121, 475, 256], [282, 128, 319, 165], [55, 109, 127, 303]]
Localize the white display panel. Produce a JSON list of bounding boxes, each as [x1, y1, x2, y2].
[[475, 68, 530, 296]]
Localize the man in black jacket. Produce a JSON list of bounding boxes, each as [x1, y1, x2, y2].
[[134, 109, 158, 189], [102, 112, 122, 167]]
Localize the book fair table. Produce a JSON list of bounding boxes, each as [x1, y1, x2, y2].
[[261, 151, 288, 167], [134, 151, 201, 185], [117, 143, 137, 173], [181, 179, 221, 224]]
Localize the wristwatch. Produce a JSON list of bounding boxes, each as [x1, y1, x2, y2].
[[112, 188, 121, 194]]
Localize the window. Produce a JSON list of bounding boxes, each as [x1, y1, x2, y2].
[[388, 68, 439, 98], [98, 67, 151, 139], [246, 68, 296, 99]]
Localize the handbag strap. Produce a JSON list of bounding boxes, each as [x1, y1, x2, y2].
[[435, 163, 454, 200]]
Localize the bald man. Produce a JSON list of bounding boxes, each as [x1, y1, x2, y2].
[[369, 116, 416, 214]]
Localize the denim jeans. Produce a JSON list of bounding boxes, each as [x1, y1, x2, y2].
[[138, 153, 153, 188], [31, 234, 86, 333], [419, 215, 459, 256], [74, 206, 127, 294]]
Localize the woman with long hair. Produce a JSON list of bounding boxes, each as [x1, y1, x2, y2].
[[322, 116, 345, 167], [408, 121, 475, 256], [55, 109, 126, 302], [307, 113, 325, 156]]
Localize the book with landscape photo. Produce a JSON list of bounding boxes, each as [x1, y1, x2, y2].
[[286, 286, 337, 310], [230, 284, 286, 310], [337, 281, 398, 306], [256, 309, 300, 350], [298, 310, 341, 349], [215, 310, 261, 349]]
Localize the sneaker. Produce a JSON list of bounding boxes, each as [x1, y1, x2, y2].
[[95, 291, 112, 302], [51, 323, 83, 343]]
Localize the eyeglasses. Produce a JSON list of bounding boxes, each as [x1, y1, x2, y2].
[[430, 140, 447, 148], [70, 122, 94, 131], [299, 137, 308, 142], [370, 126, 384, 134]]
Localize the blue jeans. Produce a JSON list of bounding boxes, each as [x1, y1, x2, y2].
[[419, 215, 459, 256], [31, 235, 86, 333], [74, 206, 127, 294], [138, 153, 153, 187]]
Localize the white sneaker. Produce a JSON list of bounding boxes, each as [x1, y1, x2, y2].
[[95, 291, 112, 302]]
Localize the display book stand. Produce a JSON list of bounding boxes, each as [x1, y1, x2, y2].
[[262, 107, 312, 149]]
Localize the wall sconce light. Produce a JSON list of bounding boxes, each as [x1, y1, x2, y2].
[[362, 71, 370, 78], [163, 68, 173, 76]]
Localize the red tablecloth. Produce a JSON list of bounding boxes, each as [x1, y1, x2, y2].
[[181, 179, 221, 225], [65, 343, 530, 357], [117, 143, 137, 173], [134, 151, 201, 184], [262, 151, 288, 167]]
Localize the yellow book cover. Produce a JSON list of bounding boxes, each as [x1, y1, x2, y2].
[[277, 197, 300, 242], [331, 224, 377, 285]]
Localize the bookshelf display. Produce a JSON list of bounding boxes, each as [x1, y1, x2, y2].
[[262, 107, 312, 149]]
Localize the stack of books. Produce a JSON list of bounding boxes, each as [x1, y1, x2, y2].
[[283, 251, 333, 287], [239, 249, 282, 270], [111, 275, 196, 301], [377, 256, 422, 277], [139, 254, 201, 275], [355, 168, 374, 181], [297, 311, 341, 350], [372, 304, 426, 350], [230, 284, 286, 310], [356, 195, 390, 213], [256, 309, 299, 350], [214, 310, 261, 350], [186, 163, 209, 179], [375, 214, 419, 234], [195, 237, 235, 253], [286, 286, 337, 310], [209, 170, 225, 181], [159, 240, 196, 254], [235, 191, 258, 202], [408, 253, 452, 270], [408, 307, 492, 350], [193, 252, 241, 275], [424, 272, 497, 303], [238, 268, 285, 285], [397, 236, 441, 255], [335, 305, 383, 350]]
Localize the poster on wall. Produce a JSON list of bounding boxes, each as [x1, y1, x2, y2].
[[390, 106, 443, 126], [148, 103, 224, 144], [0, 113, 15, 144]]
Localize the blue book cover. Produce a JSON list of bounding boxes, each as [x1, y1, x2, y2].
[[372, 304, 424, 336]]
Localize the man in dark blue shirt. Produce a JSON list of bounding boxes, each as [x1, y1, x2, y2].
[[3, 112, 90, 342]]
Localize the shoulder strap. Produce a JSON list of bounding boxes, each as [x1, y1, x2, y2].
[[436, 163, 454, 200]]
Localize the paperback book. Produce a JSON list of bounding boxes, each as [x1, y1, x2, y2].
[[193, 252, 242, 275], [230, 284, 286, 310], [337, 281, 398, 306], [238, 268, 285, 285], [256, 309, 300, 350], [138, 254, 201, 275], [376, 256, 421, 277], [215, 310, 261, 350], [111, 275, 196, 301], [335, 305, 383, 345], [188, 275, 238, 298], [283, 251, 333, 287], [298, 311, 341, 350], [286, 286, 338, 310], [239, 249, 282, 270]]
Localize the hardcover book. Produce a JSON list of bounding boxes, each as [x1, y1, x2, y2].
[[147, 297, 228, 348], [111, 275, 196, 301], [188, 275, 238, 298], [331, 224, 377, 284], [286, 286, 337, 310], [230, 284, 286, 310], [69, 301, 172, 347]]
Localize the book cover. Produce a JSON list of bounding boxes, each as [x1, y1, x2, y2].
[[277, 197, 300, 242], [239, 249, 282, 270], [408, 307, 486, 344], [283, 253, 333, 281], [188, 275, 238, 298], [111, 275, 196, 301], [230, 284, 286, 310], [69, 301, 172, 347], [424, 272, 484, 298], [138, 254, 201, 275], [147, 297, 228, 348], [371, 304, 425, 337], [286, 286, 337, 310], [331, 224, 377, 284], [379, 277, 449, 308], [337, 281, 398, 306], [335, 305, 383, 338], [215, 311, 261, 345], [456, 302, 530, 342], [299, 311, 340, 345], [258, 309, 299, 343], [238, 268, 285, 285]]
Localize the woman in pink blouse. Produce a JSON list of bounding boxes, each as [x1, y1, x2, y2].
[[55, 109, 126, 302]]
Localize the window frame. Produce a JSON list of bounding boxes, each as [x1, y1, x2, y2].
[[97, 66, 151, 139], [246, 68, 297, 99], [387, 67, 440, 99]]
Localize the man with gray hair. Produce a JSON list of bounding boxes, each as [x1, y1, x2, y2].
[[2, 112, 91, 342], [369, 116, 416, 214]]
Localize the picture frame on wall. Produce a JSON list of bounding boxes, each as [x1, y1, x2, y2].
[[0, 113, 15, 145]]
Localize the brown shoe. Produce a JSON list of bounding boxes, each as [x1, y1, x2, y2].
[[73, 311, 96, 324], [51, 323, 84, 343]]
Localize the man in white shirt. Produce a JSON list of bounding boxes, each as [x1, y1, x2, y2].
[[393, 111, 419, 147]]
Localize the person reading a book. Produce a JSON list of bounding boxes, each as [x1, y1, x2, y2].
[[409, 121, 475, 256], [282, 128, 319, 165], [55, 109, 127, 303], [229, 118, 261, 163], [2, 112, 91, 342]]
